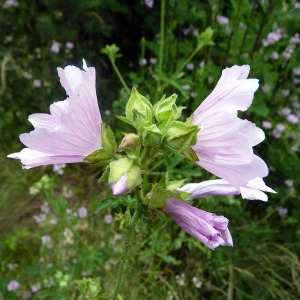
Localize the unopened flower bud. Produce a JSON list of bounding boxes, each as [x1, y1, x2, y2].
[[117, 133, 139, 152]]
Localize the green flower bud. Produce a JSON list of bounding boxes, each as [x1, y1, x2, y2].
[[125, 88, 153, 126]]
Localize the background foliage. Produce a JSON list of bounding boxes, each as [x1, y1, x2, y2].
[[1, 0, 300, 299]]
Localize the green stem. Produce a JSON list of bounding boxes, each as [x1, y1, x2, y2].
[[158, 0, 166, 76], [112, 188, 142, 299], [173, 46, 200, 78], [110, 58, 130, 95]]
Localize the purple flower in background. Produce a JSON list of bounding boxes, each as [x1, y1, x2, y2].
[[271, 52, 279, 60], [282, 51, 291, 60], [50, 41, 60, 53], [163, 198, 233, 249], [262, 121, 272, 129], [145, 0, 153, 8], [78, 206, 88, 218], [104, 214, 113, 224], [290, 33, 300, 44], [33, 79, 42, 87], [41, 235, 51, 245], [261, 84, 270, 93], [191, 65, 268, 189], [216, 15, 229, 26], [65, 42, 74, 49], [7, 280, 19, 291], [279, 107, 291, 116], [272, 123, 285, 139], [287, 114, 298, 124], [8, 60, 103, 168]]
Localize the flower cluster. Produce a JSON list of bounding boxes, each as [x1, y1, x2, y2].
[[8, 61, 275, 249]]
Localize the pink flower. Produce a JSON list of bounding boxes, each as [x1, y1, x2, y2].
[[191, 65, 268, 189], [8, 60, 102, 168], [163, 198, 233, 249], [179, 177, 276, 202]]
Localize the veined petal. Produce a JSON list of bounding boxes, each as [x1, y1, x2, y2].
[[178, 177, 275, 201], [191, 65, 269, 189], [8, 60, 103, 169], [163, 198, 233, 249]]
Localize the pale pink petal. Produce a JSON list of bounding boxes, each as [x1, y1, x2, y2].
[[178, 177, 275, 201], [163, 198, 233, 249], [191, 65, 268, 189], [8, 60, 103, 169], [7, 148, 84, 169], [110, 173, 130, 196]]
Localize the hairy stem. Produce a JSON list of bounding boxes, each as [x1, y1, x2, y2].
[[112, 187, 142, 299]]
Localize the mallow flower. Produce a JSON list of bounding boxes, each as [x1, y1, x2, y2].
[[163, 198, 233, 250], [179, 177, 276, 202], [191, 65, 268, 189], [8, 60, 102, 168]]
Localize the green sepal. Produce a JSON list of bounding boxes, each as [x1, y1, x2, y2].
[[117, 115, 134, 126], [153, 94, 184, 124], [84, 124, 117, 166], [125, 88, 153, 126], [140, 122, 162, 146], [107, 158, 142, 189], [165, 121, 199, 153]]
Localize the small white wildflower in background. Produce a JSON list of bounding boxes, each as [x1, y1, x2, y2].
[[150, 57, 157, 64], [104, 214, 113, 224], [104, 109, 111, 116], [29, 186, 39, 195], [7, 280, 19, 291], [65, 42, 74, 49], [63, 185, 74, 198], [262, 121, 272, 129], [271, 52, 279, 60], [139, 58, 147, 66], [261, 84, 270, 93], [33, 79, 42, 87], [190, 92, 197, 98], [53, 163, 66, 175], [281, 89, 290, 97], [175, 273, 185, 286], [23, 72, 32, 79], [41, 235, 51, 246], [41, 202, 50, 214], [33, 214, 46, 223], [145, 0, 154, 8], [293, 67, 300, 76], [31, 283, 41, 293], [192, 276, 202, 288], [81, 270, 89, 276], [22, 291, 32, 299], [50, 41, 60, 53], [186, 63, 194, 70], [66, 208, 72, 214], [78, 206, 88, 218], [182, 84, 190, 90], [278, 207, 288, 218], [7, 263, 18, 270], [3, 0, 19, 8], [63, 228, 74, 244], [217, 15, 229, 25]]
